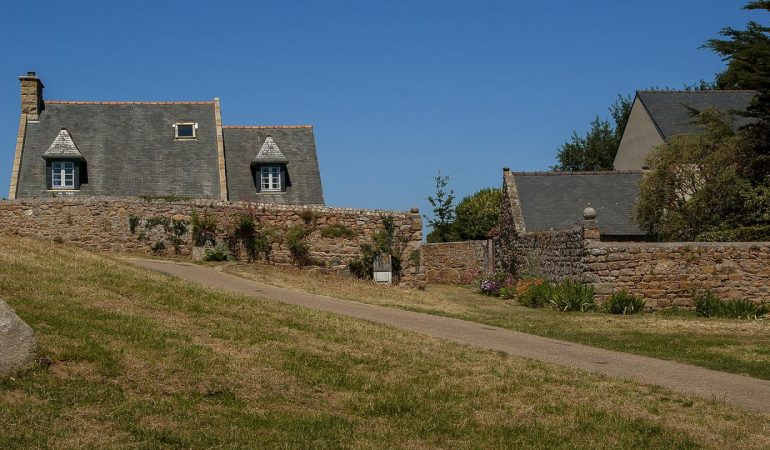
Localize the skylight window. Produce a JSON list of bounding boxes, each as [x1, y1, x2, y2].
[[174, 123, 197, 139]]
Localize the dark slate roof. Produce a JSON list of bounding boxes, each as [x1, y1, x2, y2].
[[513, 171, 644, 236], [41, 128, 85, 160], [17, 102, 221, 198], [223, 127, 324, 204], [638, 90, 758, 139], [252, 136, 289, 164]]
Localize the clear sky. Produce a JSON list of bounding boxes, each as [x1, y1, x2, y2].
[[0, 0, 754, 215]]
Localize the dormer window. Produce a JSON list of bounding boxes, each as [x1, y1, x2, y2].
[[42, 128, 86, 191], [251, 136, 289, 193], [260, 165, 282, 192], [52, 161, 75, 189], [174, 123, 197, 139]]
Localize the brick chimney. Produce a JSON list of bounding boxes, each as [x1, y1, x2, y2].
[[19, 71, 44, 120]]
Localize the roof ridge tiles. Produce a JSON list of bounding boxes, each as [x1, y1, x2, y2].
[[46, 100, 215, 105], [510, 170, 642, 176], [222, 125, 313, 129]]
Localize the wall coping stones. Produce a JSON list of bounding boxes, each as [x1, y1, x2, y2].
[[0, 196, 419, 217]]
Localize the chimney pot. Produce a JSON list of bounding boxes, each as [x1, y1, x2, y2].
[[27, 71, 36, 76]]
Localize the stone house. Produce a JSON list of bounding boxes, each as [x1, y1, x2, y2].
[[613, 90, 758, 170], [7, 72, 324, 204], [499, 89, 759, 243]]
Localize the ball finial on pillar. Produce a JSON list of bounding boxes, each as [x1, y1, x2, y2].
[[583, 207, 596, 220]]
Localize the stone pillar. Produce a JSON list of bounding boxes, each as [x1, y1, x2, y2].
[[582, 207, 600, 243], [19, 72, 44, 120]]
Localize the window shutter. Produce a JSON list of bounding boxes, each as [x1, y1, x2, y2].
[[253, 166, 261, 193], [45, 160, 52, 190], [74, 161, 81, 190], [280, 165, 287, 192]]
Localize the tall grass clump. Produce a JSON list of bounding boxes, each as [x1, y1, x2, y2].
[[603, 290, 646, 315], [694, 291, 768, 319], [549, 280, 596, 312]]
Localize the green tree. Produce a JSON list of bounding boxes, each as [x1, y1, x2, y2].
[[454, 188, 501, 240], [705, 1, 770, 182], [425, 173, 459, 243], [553, 94, 633, 171], [635, 109, 770, 240]]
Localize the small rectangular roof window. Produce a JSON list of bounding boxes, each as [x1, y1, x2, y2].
[[174, 123, 197, 139]]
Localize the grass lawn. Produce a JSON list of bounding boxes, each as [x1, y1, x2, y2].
[[223, 262, 770, 381], [1, 237, 769, 449]]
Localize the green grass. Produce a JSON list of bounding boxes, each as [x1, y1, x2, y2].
[[1, 236, 769, 448], [225, 263, 770, 380]]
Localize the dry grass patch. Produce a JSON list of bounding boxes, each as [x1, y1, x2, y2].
[[0, 236, 769, 448], [223, 262, 770, 379]]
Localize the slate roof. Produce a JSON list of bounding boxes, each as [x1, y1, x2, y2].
[[223, 127, 324, 204], [15, 97, 325, 204], [512, 171, 644, 237], [17, 102, 222, 198], [41, 128, 85, 160], [638, 90, 758, 139], [252, 136, 289, 164]]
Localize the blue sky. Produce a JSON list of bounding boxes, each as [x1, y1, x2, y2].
[[0, 1, 754, 215]]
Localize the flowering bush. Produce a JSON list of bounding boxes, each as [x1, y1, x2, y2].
[[478, 272, 513, 297], [479, 279, 501, 296]]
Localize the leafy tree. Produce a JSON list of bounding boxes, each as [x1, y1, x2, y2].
[[454, 188, 501, 240], [553, 94, 632, 171], [705, 1, 770, 182], [425, 173, 459, 243], [635, 109, 770, 240]]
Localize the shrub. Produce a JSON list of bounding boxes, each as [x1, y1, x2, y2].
[[499, 285, 516, 300], [694, 292, 769, 319], [694, 291, 725, 318], [454, 188, 501, 240], [517, 280, 552, 308], [150, 240, 167, 255], [191, 213, 217, 246], [349, 216, 408, 281], [286, 225, 314, 267], [204, 243, 234, 262], [478, 272, 509, 296], [320, 224, 355, 239], [695, 225, 770, 242], [128, 215, 140, 234], [724, 298, 768, 320], [603, 290, 646, 315], [549, 280, 596, 312]]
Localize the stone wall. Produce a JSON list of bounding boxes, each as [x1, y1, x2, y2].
[[512, 227, 585, 282], [0, 197, 425, 286], [421, 240, 493, 284], [492, 210, 770, 307], [584, 241, 770, 308]]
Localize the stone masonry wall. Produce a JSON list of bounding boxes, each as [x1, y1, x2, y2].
[[0, 197, 425, 286], [493, 208, 770, 307], [584, 241, 770, 308], [512, 227, 585, 282], [421, 240, 492, 284]]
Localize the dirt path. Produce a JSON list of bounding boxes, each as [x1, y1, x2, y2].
[[128, 258, 770, 414]]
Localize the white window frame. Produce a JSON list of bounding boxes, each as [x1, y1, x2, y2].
[[260, 165, 282, 192], [52, 161, 75, 189], [174, 122, 198, 139]]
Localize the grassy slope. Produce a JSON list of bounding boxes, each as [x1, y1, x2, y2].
[[224, 263, 770, 380], [0, 237, 768, 449]]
